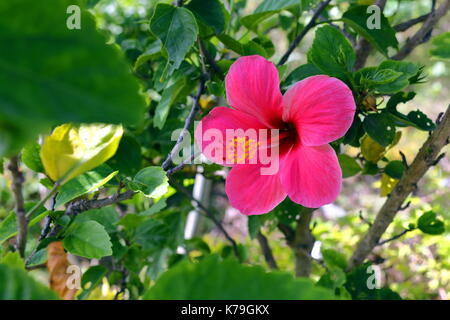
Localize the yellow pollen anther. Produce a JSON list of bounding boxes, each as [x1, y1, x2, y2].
[[226, 137, 260, 163]]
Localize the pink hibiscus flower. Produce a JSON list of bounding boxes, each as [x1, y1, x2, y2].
[[195, 55, 356, 215]]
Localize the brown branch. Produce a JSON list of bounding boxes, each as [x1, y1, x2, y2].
[[348, 104, 450, 269], [392, 0, 450, 60], [161, 76, 206, 171], [7, 155, 27, 257], [166, 151, 200, 176], [278, 0, 332, 66], [256, 231, 279, 270], [293, 208, 316, 277], [64, 190, 136, 217], [394, 13, 430, 32]]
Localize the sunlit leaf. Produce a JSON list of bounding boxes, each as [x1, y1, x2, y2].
[[40, 123, 123, 184]]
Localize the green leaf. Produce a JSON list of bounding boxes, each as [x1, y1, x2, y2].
[[74, 207, 119, 234], [154, 79, 188, 130], [216, 34, 267, 57], [78, 265, 108, 300], [247, 215, 269, 239], [0, 264, 58, 299], [363, 113, 396, 147], [417, 211, 445, 235], [345, 263, 402, 300], [307, 25, 355, 79], [386, 92, 435, 131], [374, 60, 419, 94], [0, 0, 146, 156], [384, 160, 404, 179], [133, 40, 161, 72], [430, 32, 450, 60], [107, 135, 142, 176], [21, 142, 44, 173], [356, 67, 402, 87], [149, 3, 198, 78], [63, 221, 112, 259], [322, 249, 348, 270], [338, 154, 362, 178], [130, 166, 169, 199], [0, 212, 17, 244], [186, 0, 225, 35], [144, 255, 337, 299], [134, 219, 171, 251], [284, 63, 322, 88], [0, 203, 47, 244], [342, 5, 398, 56], [242, 0, 317, 30], [55, 165, 118, 208], [0, 252, 25, 270]]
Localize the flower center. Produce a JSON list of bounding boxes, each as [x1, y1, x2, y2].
[[226, 136, 260, 164]]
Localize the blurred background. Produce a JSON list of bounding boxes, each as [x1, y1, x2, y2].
[[1, 0, 448, 299]]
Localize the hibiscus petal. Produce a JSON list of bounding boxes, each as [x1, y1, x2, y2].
[[280, 144, 342, 208], [195, 107, 268, 166], [225, 164, 287, 215], [283, 75, 356, 146], [226, 55, 283, 128]]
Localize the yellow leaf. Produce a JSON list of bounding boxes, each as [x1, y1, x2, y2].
[[380, 173, 398, 197], [40, 123, 123, 184], [361, 134, 386, 163]]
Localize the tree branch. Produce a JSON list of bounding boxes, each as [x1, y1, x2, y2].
[[256, 231, 279, 270], [349, 105, 450, 269], [7, 156, 27, 257], [394, 13, 430, 32], [161, 76, 206, 171], [278, 0, 332, 66], [392, 0, 450, 60]]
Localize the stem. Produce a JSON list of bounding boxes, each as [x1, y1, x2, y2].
[[26, 182, 59, 218], [256, 231, 279, 270], [278, 0, 332, 66], [293, 208, 316, 277]]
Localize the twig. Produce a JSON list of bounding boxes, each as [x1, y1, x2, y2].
[[161, 75, 206, 171], [166, 151, 200, 176], [65, 190, 136, 217], [359, 210, 373, 227], [349, 105, 450, 269], [39, 193, 58, 241], [376, 228, 414, 246], [399, 151, 409, 169], [168, 177, 240, 259], [7, 156, 27, 257], [392, 0, 450, 60], [199, 40, 224, 78], [256, 231, 279, 270], [394, 13, 430, 32], [278, 0, 332, 66], [26, 190, 136, 265]]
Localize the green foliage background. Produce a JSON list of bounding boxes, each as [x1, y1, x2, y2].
[[0, 0, 449, 300]]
